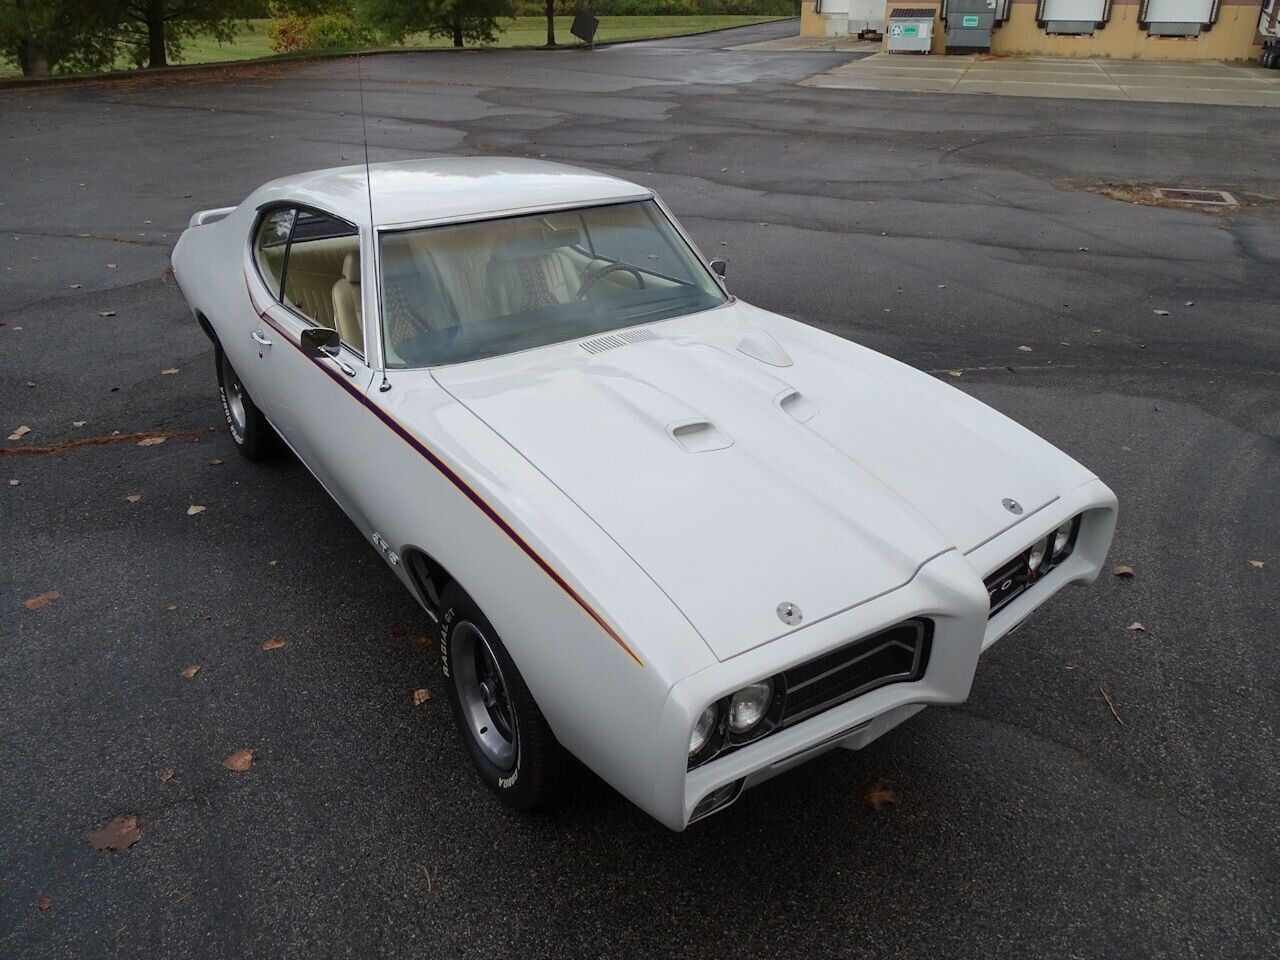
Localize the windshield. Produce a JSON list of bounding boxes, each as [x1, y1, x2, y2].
[[378, 200, 726, 367]]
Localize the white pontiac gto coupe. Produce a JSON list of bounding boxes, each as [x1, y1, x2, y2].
[[172, 158, 1117, 830]]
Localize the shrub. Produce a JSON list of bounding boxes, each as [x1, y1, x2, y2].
[[268, 14, 310, 53], [303, 12, 365, 48], [511, 0, 793, 15], [268, 11, 365, 53]]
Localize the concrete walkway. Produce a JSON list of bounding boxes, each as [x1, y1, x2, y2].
[[802, 52, 1280, 106]]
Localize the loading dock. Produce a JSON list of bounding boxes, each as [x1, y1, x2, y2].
[[801, 0, 1266, 59]]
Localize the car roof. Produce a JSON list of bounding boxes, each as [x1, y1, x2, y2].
[[249, 157, 652, 229]]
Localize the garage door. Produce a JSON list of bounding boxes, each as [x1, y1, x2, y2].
[[1141, 0, 1218, 34], [1038, 0, 1110, 34]]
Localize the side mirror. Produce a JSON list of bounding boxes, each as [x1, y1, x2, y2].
[[709, 258, 727, 279], [300, 326, 341, 359]]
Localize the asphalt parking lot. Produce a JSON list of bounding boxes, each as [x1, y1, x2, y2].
[[2, 19, 1277, 959]]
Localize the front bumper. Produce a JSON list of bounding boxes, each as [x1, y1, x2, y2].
[[651, 477, 1117, 830]]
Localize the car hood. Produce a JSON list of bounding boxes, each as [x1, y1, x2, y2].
[[432, 302, 1082, 660]]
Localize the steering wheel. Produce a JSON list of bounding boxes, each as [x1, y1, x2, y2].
[[575, 261, 645, 301]]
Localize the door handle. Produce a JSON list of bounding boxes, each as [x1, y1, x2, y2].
[[251, 329, 273, 347]]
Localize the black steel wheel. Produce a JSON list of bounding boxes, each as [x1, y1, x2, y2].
[[439, 582, 568, 810]]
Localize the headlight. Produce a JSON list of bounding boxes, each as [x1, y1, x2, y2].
[[728, 679, 774, 734], [1028, 537, 1048, 573], [689, 703, 717, 756], [1052, 519, 1074, 557]]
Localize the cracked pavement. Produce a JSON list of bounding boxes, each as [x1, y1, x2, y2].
[[1, 19, 1277, 959]]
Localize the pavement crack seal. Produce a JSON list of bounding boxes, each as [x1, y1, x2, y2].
[[1, 428, 199, 457]]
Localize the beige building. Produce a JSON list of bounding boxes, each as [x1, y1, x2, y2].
[[801, 0, 1266, 60]]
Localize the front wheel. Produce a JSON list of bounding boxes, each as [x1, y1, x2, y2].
[[215, 345, 280, 462], [439, 583, 568, 810]]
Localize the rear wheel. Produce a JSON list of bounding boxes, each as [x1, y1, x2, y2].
[[215, 345, 280, 461], [439, 582, 568, 810]]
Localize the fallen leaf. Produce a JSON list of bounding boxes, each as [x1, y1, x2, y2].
[[1185, 301, 1195, 307], [72, 420, 86, 427], [947, 370, 963, 377], [209, 458, 223, 465], [160, 767, 175, 782], [124, 494, 141, 503], [88, 814, 141, 851], [412, 688, 431, 707], [180, 664, 200, 679], [136, 436, 165, 447], [1153, 309, 1169, 316], [267, 559, 278, 566], [222, 748, 254, 772], [1112, 565, 1134, 579], [161, 368, 179, 376], [70, 282, 82, 288], [1017, 345, 1032, 353], [23, 590, 60, 611], [1127, 621, 1146, 633], [1077, 246, 1089, 252], [186, 505, 205, 516], [8, 425, 31, 440], [261, 635, 286, 651], [166, 604, 177, 611], [1249, 559, 1264, 569], [106, 263, 117, 269], [97, 310, 116, 317], [25, 381, 35, 388], [863, 780, 897, 812], [8, 479, 18, 486], [38, 896, 53, 912], [411, 634, 431, 649]]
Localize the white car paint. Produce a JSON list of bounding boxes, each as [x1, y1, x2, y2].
[[172, 157, 1117, 831]]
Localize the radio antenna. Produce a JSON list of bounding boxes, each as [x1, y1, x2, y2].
[[356, 52, 391, 393], [356, 50, 375, 228]]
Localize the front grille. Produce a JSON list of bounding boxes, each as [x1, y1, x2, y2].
[[984, 514, 1082, 618], [779, 620, 932, 728], [985, 553, 1032, 618]]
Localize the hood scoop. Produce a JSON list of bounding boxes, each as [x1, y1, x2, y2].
[[668, 418, 733, 454], [738, 330, 793, 368]]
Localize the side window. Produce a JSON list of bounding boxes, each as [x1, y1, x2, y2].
[[253, 208, 295, 299], [281, 209, 363, 355]]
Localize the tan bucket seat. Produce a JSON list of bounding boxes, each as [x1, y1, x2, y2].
[[330, 253, 364, 350]]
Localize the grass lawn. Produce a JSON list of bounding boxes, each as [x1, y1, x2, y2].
[[0, 16, 786, 77], [180, 15, 784, 63]]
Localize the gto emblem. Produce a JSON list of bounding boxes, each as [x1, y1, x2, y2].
[[1002, 498, 1023, 515], [776, 602, 803, 626]]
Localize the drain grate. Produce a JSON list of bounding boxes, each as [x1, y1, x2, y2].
[[1154, 188, 1237, 206]]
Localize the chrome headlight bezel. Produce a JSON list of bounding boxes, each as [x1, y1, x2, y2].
[[727, 678, 774, 734], [689, 703, 718, 758]]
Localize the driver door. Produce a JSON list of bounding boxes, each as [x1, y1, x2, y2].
[[248, 205, 378, 524]]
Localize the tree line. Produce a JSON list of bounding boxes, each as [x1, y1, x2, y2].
[[2, 0, 792, 76], [2, 0, 542, 76]]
